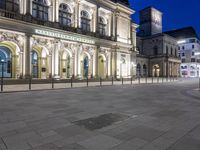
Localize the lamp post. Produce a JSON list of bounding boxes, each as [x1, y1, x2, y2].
[[0, 59, 6, 92]]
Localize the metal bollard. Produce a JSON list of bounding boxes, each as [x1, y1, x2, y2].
[[122, 78, 124, 85], [100, 77, 102, 87], [71, 77, 73, 88], [138, 76, 140, 84], [112, 77, 114, 86], [1, 76, 3, 92], [199, 78, 200, 91], [87, 77, 89, 87], [52, 78, 54, 89], [29, 77, 32, 90]]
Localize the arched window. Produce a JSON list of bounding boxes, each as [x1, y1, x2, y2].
[[171, 47, 173, 55], [32, 0, 48, 21], [0, 46, 12, 78], [166, 46, 169, 55], [143, 64, 147, 76], [81, 10, 91, 32], [59, 4, 72, 27], [32, 51, 39, 78], [136, 64, 141, 77], [98, 17, 106, 35], [154, 46, 158, 55], [0, 0, 19, 12]]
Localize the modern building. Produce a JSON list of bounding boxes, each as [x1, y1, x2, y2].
[[136, 7, 181, 77], [0, 0, 138, 79], [165, 27, 200, 77]]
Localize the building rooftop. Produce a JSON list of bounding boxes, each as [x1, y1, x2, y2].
[[110, 0, 129, 7], [164, 26, 199, 40]]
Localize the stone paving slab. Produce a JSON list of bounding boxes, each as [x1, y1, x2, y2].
[[0, 79, 199, 150]]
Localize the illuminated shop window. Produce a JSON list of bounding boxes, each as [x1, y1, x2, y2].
[[32, 0, 48, 21], [59, 4, 72, 27]]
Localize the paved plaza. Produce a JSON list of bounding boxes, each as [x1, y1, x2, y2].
[[0, 79, 200, 150]]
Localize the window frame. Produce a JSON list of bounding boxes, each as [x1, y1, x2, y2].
[[59, 4, 72, 27], [32, 0, 49, 21]]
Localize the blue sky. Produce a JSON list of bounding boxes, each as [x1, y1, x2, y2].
[[129, 0, 200, 35]]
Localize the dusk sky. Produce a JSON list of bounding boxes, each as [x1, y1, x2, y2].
[[129, 0, 200, 36]]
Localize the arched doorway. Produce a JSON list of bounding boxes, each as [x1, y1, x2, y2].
[[83, 55, 89, 78], [98, 55, 106, 78], [32, 50, 39, 78], [153, 64, 160, 77], [60, 50, 71, 79], [0, 46, 12, 78]]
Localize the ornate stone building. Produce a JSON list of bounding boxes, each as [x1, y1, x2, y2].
[[136, 7, 181, 77], [0, 0, 137, 79]]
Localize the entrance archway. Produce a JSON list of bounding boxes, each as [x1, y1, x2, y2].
[[153, 64, 160, 77], [98, 55, 106, 78], [0, 46, 12, 78], [32, 50, 39, 78], [60, 50, 71, 79]]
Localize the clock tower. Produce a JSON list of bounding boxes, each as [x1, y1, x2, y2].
[[138, 7, 162, 37]]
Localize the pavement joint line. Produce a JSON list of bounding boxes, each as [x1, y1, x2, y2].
[[0, 137, 7, 149], [166, 123, 200, 150]]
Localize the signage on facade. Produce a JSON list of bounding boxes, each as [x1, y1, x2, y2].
[[35, 29, 95, 44]]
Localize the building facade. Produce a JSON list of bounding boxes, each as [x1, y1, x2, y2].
[[0, 0, 137, 79], [136, 7, 181, 77], [166, 27, 200, 77]]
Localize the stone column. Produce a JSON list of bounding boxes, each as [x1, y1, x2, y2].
[[76, 45, 81, 78], [75, 1, 80, 28], [24, 34, 32, 78], [95, 46, 99, 77], [53, 40, 60, 78], [95, 5, 99, 33]]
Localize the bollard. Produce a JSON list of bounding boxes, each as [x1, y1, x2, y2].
[[162, 76, 164, 83], [52, 77, 54, 89], [138, 76, 140, 84], [122, 78, 124, 85], [29, 77, 32, 90], [71, 77, 73, 88], [100, 77, 102, 87], [157, 77, 159, 83], [112, 77, 114, 86], [131, 77, 133, 85], [86, 77, 89, 87], [145, 76, 147, 84], [152, 76, 153, 83], [199, 78, 200, 91], [1, 76, 3, 92]]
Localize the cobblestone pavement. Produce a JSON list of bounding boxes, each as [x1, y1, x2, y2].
[[0, 78, 200, 150]]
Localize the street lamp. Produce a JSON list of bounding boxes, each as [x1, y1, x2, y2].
[[0, 59, 6, 92]]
